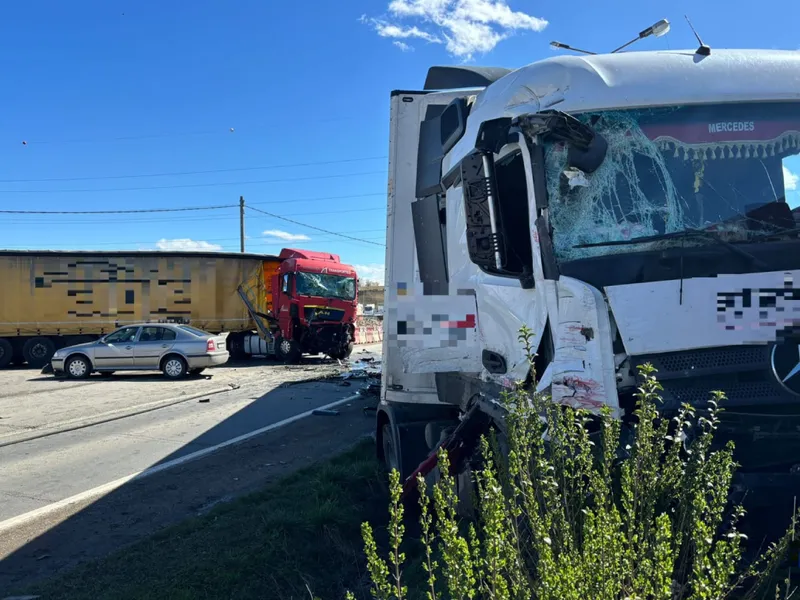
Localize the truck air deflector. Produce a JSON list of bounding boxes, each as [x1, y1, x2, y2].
[[423, 66, 511, 91]]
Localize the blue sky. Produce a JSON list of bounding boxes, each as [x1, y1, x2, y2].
[[1, 0, 799, 283]]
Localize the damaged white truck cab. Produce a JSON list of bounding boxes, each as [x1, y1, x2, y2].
[[377, 49, 800, 482]]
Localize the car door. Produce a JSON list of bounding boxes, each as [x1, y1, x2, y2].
[[133, 326, 177, 368], [94, 326, 140, 369]]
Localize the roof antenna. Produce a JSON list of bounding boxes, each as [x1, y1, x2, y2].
[[685, 15, 711, 56], [549, 41, 596, 55]]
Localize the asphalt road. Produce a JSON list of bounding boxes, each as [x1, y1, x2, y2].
[[0, 344, 382, 524]]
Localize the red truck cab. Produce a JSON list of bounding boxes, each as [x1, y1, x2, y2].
[[270, 249, 358, 362]]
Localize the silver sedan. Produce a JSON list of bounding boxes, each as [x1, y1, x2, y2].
[[50, 323, 230, 379]]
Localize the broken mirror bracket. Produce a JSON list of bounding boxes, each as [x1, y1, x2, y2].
[[515, 110, 608, 174], [460, 151, 507, 271]]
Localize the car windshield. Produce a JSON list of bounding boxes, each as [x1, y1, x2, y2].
[[544, 101, 800, 262], [295, 272, 356, 301], [178, 325, 212, 337]]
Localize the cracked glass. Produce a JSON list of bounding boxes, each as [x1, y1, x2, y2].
[[542, 102, 800, 262]]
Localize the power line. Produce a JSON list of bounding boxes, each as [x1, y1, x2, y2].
[[18, 116, 366, 146], [0, 193, 385, 218], [247, 206, 385, 247], [248, 191, 384, 206], [0, 204, 235, 215], [0, 207, 384, 224], [0, 170, 387, 194], [0, 229, 388, 250], [0, 156, 388, 184]]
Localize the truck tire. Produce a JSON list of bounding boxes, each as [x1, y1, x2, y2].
[[276, 338, 301, 364], [227, 333, 250, 361], [0, 339, 13, 369], [329, 342, 354, 361], [23, 337, 56, 369], [381, 422, 401, 473]]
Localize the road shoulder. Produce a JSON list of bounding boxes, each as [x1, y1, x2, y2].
[[0, 396, 377, 592]]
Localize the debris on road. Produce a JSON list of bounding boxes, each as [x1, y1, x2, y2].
[[198, 398, 210, 403], [312, 408, 340, 417]]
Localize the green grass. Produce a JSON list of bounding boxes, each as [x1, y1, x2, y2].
[[24, 440, 394, 600]]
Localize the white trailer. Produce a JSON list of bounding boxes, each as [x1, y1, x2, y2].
[[377, 47, 800, 493]]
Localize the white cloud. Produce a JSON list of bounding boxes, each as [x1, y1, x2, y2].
[[362, 0, 548, 59], [354, 263, 386, 284], [262, 229, 311, 242], [784, 165, 799, 191], [393, 40, 415, 52], [155, 238, 223, 251]]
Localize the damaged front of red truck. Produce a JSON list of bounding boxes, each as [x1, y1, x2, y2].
[[271, 248, 358, 362]]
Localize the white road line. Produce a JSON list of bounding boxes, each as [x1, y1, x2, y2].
[[0, 393, 363, 535], [0, 387, 233, 449]]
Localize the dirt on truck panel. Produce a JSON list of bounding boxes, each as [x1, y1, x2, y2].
[[0, 249, 279, 368], [0, 250, 273, 338]]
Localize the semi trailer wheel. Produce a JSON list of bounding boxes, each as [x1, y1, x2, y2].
[[22, 337, 56, 369], [0, 339, 12, 369]]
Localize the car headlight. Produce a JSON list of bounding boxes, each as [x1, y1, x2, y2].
[[53, 350, 65, 358]]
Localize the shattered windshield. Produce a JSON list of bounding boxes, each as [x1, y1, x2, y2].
[[544, 102, 800, 262], [295, 272, 356, 301]]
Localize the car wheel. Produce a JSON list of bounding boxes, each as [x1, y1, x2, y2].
[[0, 339, 13, 369], [23, 337, 56, 369], [65, 355, 91, 379], [162, 355, 188, 379]]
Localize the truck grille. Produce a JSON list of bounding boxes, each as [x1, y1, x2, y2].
[[303, 307, 345, 322], [632, 345, 797, 411]]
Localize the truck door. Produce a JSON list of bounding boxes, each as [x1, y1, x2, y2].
[[134, 326, 177, 368]]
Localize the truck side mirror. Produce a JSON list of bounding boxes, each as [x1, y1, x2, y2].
[[460, 150, 507, 271]]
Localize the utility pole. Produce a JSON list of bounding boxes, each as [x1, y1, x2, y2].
[[239, 196, 245, 253]]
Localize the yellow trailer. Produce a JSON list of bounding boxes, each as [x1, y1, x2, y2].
[[0, 250, 270, 368]]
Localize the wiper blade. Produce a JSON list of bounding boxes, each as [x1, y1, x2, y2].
[[574, 228, 768, 269], [573, 229, 701, 248]]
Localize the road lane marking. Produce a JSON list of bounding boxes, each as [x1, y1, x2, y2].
[[0, 393, 363, 534], [0, 387, 233, 449]]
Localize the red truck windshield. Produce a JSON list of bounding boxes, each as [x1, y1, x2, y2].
[[295, 271, 356, 301]]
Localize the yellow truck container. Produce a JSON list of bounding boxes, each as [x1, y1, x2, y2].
[[0, 250, 270, 368]]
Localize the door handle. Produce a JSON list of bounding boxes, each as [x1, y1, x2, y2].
[[161, 344, 169, 348], [125, 346, 133, 350]]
